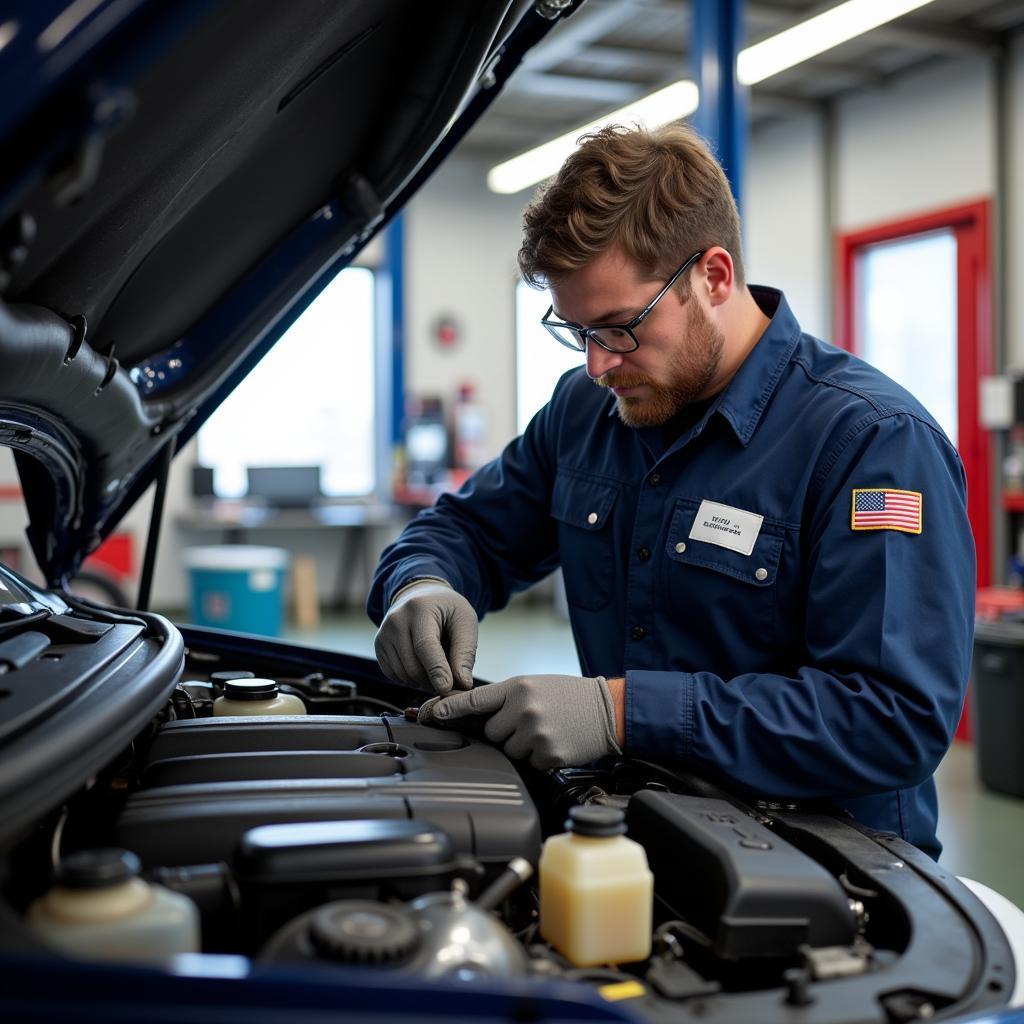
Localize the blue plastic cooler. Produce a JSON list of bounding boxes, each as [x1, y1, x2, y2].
[[184, 546, 290, 636]]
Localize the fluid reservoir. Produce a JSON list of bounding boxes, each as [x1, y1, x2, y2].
[[538, 804, 653, 967], [212, 677, 306, 716], [27, 849, 199, 963]]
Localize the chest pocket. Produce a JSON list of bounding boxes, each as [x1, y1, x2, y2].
[[550, 471, 620, 612], [663, 498, 791, 636]]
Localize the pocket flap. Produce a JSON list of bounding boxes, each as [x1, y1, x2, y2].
[[666, 499, 785, 587], [551, 472, 619, 531]]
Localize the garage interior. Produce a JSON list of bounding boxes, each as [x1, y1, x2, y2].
[[2, 0, 1024, 912]]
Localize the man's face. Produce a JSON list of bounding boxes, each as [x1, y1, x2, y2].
[[548, 247, 725, 428]]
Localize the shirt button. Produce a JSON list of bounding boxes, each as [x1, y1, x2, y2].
[[638, 547, 651, 561], [755, 567, 768, 581], [631, 625, 647, 640], [648, 473, 661, 486], [586, 512, 598, 525], [674, 542, 686, 554]]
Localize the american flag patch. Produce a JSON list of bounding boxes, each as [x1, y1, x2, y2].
[[851, 489, 922, 534]]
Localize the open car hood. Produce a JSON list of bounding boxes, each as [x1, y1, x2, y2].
[[0, 0, 575, 585]]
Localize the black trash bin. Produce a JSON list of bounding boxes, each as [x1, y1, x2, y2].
[[971, 620, 1024, 798]]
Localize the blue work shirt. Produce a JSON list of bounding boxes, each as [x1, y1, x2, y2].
[[368, 288, 975, 859]]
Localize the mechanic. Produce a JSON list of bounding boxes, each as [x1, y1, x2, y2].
[[367, 123, 974, 859]]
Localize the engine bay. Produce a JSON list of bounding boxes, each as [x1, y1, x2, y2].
[[0, 572, 1016, 1022]]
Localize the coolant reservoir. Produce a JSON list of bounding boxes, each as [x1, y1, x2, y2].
[[27, 849, 199, 963], [539, 804, 653, 967], [213, 677, 306, 716]]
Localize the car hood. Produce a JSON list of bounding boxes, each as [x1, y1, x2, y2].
[[0, 0, 572, 585]]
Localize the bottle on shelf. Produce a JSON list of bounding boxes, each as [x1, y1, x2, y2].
[[1003, 425, 1024, 492], [452, 382, 487, 472]]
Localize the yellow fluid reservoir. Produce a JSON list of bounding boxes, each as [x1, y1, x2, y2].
[[27, 849, 199, 963], [213, 677, 306, 716], [538, 804, 653, 967]]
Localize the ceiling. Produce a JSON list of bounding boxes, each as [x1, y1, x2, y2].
[[458, 0, 1024, 163]]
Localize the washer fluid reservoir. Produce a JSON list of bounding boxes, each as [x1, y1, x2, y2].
[[27, 849, 199, 963], [213, 677, 306, 716], [539, 804, 653, 967]]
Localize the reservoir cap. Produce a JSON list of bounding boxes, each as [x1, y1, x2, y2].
[[566, 805, 627, 838], [211, 670, 255, 685], [309, 900, 420, 964], [57, 848, 141, 889], [223, 678, 279, 701]]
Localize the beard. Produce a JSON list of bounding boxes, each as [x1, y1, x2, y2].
[[594, 299, 725, 428]]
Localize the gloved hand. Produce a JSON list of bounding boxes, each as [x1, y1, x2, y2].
[[373, 580, 477, 695], [426, 674, 621, 770]]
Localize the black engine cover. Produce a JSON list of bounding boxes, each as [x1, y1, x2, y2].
[[116, 715, 540, 872], [627, 790, 857, 959]]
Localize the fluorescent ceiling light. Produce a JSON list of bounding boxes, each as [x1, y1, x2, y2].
[[0, 20, 18, 54], [487, 79, 699, 195], [488, 0, 938, 194], [737, 0, 938, 85], [38, 0, 106, 52]]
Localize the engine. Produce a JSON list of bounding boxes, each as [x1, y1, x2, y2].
[[0, 587, 1016, 1022]]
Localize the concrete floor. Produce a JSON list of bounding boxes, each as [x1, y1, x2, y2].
[[274, 602, 1024, 907]]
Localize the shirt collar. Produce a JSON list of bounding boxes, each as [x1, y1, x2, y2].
[[712, 286, 802, 447], [602, 287, 802, 448]]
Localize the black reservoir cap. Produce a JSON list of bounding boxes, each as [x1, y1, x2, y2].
[[211, 670, 255, 685], [223, 678, 279, 701], [566, 804, 627, 838]]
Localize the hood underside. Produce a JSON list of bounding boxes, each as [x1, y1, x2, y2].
[[0, 0, 567, 584]]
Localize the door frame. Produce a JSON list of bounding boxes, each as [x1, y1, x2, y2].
[[835, 198, 993, 588]]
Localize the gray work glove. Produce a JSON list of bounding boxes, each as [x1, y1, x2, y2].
[[374, 580, 477, 695], [426, 674, 621, 770]]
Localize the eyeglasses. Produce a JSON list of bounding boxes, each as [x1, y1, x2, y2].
[[540, 249, 706, 354]]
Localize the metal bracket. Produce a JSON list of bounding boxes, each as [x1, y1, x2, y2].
[[61, 313, 87, 364], [534, 0, 574, 20]]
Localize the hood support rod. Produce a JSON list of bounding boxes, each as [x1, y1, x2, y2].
[[137, 436, 176, 612]]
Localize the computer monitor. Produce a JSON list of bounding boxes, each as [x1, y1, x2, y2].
[[245, 465, 322, 508], [405, 420, 449, 485], [191, 464, 215, 500]]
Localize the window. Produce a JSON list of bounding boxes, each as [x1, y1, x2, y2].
[[515, 281, 581, 434], [198, 267, 377, 497], [856, 229, 958, 441]]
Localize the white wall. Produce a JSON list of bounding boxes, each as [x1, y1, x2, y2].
[[835, 55, 996, 231], [745, 112, 828, 340], [403, 157, 528, 459]]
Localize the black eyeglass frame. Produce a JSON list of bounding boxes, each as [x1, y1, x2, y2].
[[540, 249, 707, 354]]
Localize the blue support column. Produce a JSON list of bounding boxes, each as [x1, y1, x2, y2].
[[692, 0, 747, 217], [385, 214, 405, 447]]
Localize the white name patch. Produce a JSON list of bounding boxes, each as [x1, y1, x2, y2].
[[688, 500, 763, 556]]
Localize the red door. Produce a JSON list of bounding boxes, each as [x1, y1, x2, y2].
[[836, 200, 992, 584], [837, 200, 993, 740]]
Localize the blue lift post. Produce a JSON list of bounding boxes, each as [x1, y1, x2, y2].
[[385, 213, 405, 450], [692, 0, 746, 217]]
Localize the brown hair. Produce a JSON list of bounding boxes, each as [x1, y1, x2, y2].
[[517, 122, 744, 296]]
